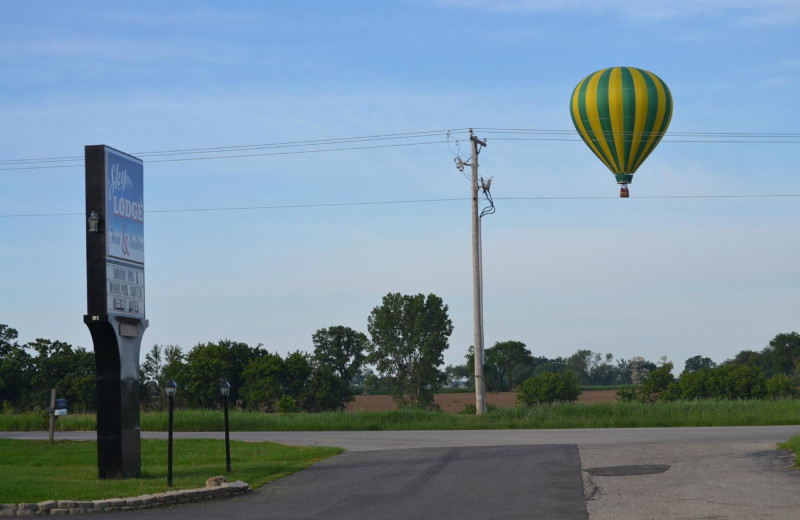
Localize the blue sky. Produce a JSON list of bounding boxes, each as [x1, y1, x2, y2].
[[1, 0, 799, 373]]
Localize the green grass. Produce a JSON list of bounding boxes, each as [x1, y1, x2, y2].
[[3, 399, 798, 432], [0, 438, 341, 503], [581, 384, 641, 391], [778, 436, 800, 467]]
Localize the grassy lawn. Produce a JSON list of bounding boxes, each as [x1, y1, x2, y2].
[[779, 436, 800, 467], [0, 439, 341, 504]]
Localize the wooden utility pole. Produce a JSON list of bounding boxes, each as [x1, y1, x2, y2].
[[470, 130, 487, 415], [48, 388, 56, 444]]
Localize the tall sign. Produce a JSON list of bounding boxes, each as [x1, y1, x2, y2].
[[84, 145, 148, 479]]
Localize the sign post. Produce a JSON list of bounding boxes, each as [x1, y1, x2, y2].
[[84, 145, 148, 478]]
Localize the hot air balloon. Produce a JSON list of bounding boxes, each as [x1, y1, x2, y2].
[[570, 67, 673, 198]]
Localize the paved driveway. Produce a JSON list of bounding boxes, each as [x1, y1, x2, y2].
[[4, 426, 800, 519]]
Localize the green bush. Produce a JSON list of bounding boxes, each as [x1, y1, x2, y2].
[[516, 372, 581, 405], [671, 368, 715, 400], [616, 386, 639, 402], [766, 374, 798, 399], [277, 395, 297, 413], [710, 365, 767, 399], [639, 363, 676, 402]]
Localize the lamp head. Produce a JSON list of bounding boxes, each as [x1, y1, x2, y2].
[[87, 211, 101, 233], [165, 380, 178, 398]]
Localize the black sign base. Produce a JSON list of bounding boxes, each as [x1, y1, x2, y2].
[[84, 315, 148, 479]]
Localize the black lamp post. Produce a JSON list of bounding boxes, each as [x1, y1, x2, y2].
[[165, 380, 177, 487], [220, 381, 231, 472]]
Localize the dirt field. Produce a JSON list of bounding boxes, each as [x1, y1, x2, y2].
[[346, 390, 618, 414]]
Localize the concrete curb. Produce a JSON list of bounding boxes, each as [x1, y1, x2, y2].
[[0, 480, 249, 516]]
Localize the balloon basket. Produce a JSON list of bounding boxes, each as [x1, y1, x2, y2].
[[620, 185, 630, 198]]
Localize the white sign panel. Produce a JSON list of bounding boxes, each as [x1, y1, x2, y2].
[[106, 262, 145, 318]]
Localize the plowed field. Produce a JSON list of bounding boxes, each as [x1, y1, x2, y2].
[[346, 390, 618, 414]]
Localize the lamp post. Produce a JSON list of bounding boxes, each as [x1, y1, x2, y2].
[[220, 381, 231, 472], [165, 380, 177, 487]]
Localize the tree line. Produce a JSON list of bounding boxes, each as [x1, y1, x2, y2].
[[448, 343, 660, 391], [2, 298, 799, 413], [0, 292, 453, 412]]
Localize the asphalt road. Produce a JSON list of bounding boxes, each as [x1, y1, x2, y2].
[[4, 426, 800, 519]]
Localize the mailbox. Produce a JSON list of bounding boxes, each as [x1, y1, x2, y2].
[[54, 398, 68, 416]]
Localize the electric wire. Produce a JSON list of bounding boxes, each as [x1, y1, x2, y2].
[[1, 127, 798, 172], [0, 129, 471, 168], [2, 193, 799, 219]]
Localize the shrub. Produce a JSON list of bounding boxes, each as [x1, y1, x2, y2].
[[615, 387, 639, 402], [710, 365, 767, 399], [277, 395, 297, 413], [516, 372, 581, 405], [766, 374, 798, 399], [638, 363, 676, 402], [672, 368, 715, 400]]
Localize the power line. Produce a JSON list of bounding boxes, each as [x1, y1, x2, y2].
[[1, 127, 798, 172], [2, 193, 798, 219], [489, 137, 800, 144], [474, 127, 800, 138], [496, 194, 800, 200], [0, 129, 471, 169], [0, 198, 469, 218], [0, 139, 453, 171]]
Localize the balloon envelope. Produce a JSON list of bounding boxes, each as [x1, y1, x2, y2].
[[570, 67, 673, 185]]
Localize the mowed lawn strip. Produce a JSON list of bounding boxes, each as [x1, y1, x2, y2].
[[0, 439, 341, 504], [779, 436, 800, 467]]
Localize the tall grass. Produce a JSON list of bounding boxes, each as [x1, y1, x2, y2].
[[3, 400, 798, 432]]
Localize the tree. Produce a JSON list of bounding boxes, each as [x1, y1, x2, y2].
[[311, 326, 367, 384], [182, 340, 259, 408], [59, 348, 96, 412], [23, 338, 96, 411], [485, 341, 534, 391], [766, 373, 798, 399], [282, 350, 312, 400], [161, 345, 186, 383], [300, 366, 354, 412], [764, 332, 800, 377], [532, 356, 567, 377], [366, 292, 453, 409], [684, 355, 716, 373], [630, 356, 656, 385], [444, 363, 470, 387], [710, 365, 767, 399], [566, 349, 594, 385], [516, 372, 581, 405], [638, 362, 675, 402], [587, 353, 623, 385], [241, 352, 285, 412], [0, 325, 32, 409]]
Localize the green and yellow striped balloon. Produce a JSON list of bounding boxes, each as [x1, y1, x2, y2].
[[570, 67, 673, 192]]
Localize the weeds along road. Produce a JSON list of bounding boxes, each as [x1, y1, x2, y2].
[[5, 426, 800, 519]]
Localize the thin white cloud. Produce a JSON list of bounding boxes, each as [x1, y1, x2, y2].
[[0, 37, 242, 64], [430, 0, 800, 25], [97, 8, 252, 26]]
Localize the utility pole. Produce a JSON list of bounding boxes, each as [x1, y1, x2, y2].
[[469, 129, 487, 415]]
